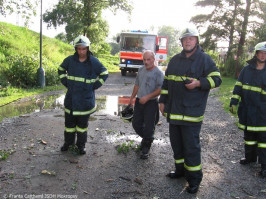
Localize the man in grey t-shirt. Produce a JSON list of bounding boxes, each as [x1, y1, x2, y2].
[[129, 50, 164, 159]]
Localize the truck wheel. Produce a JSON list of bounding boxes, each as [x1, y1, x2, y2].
[[121, 69, 126, 76]]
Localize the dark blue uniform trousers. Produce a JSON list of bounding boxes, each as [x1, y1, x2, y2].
[[132, 98, 159, 140], [169, 124, 203, 186]]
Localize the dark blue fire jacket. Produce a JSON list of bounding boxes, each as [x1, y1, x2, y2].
[[230, 57, 266, 131], [58, 52, 108, 116], [159, 46, 222, 125]]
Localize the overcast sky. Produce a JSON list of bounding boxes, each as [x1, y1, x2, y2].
[[0, 0, 211, 39]]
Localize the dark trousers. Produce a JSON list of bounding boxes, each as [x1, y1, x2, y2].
[[65, 112, 90, 147], [244, 130, 266, 165], [132, 98, 159, 140], [169, 124, 203, 185]]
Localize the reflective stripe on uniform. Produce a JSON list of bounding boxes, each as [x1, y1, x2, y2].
[[100, 70, 109, 75], [207, 77, 215, 88], [247, 126, 266, 131], [184, 163, 202, 171], [65, 127, 76, 133], [161, 89, 168, 95], [232, 94, 240, 100], [175, 159, 184, 164], [238, 123, 246, 130], [59, 74, 67, 79], [170, 114, 204, 122], [238, 123, 266, 132], [258, 143, 266, 148], [235, 81, 242, 86], [76, 126, 87, 133], [58, 66, 65, 71], [244, 140, 257, 145], [65, 106, 96, 116]]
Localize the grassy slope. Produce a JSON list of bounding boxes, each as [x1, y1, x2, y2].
[[0, 22, 119, 106]]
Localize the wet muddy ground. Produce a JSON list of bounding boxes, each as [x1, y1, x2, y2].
[[0, 72, 266, 199]]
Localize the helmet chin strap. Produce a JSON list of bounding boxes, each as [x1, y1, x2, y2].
[[183, 44, 198, 53], [256, 57, 266, 64]]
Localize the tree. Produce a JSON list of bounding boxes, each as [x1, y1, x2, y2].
[[191, 0, 264, 54], [191, 0, 265, 75], [43, 0, 132, 45], [0, 0, 37, 27], [157, 25, 181, 58]]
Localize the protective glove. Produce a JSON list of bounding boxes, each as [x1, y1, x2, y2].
[[229, 105, 237, 114]]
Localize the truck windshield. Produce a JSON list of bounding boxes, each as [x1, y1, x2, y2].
[[121, 34, 156, 52]]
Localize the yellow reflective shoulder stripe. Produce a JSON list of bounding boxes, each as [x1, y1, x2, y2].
[[58, 66, 65, 71], [175, 159, 184, 164], [76, 126, 87, 133], [65, 127, 76, 133], [235, 81, 242, 86], [232, 94, 240, 100], [244, 140, 257, 145], [258, 143, 266, 148], [59, 74, 67, 79], [170, 114, 204, 122], [262, 90, 266, 95], [161, 90, 168, 95], [184, 163, 202, 171], [208, 72, 221, 77], [247, 126, 266, 131], [207, 77, 215, 88]]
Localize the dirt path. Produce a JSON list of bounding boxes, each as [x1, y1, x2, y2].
[[0, 72, 265, 199]]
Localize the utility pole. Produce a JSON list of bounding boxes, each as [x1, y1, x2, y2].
[[37, 0, 45, 88]]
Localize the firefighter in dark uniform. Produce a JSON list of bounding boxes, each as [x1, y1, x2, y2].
[[58, 35, 108, 155], [159, 27, 222, 193], [230, 41, 266, 177]]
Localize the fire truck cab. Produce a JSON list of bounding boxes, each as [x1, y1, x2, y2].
[[117, 30, 168, 76]]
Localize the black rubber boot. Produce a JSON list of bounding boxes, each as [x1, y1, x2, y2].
[[186, 184, 199, 194], [140, 139, 153, 159], [240, 157, 257, 165], [76, 132, 87, 155], [61, 132, 75, 151], [166, 163, 185, 179]]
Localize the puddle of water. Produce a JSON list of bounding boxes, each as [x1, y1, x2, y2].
[[0, 94, 134, 123]]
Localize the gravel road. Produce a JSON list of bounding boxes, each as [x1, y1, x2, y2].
[[0, 72, 265, 199]]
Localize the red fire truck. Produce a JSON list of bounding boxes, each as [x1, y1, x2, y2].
[[117, 30, 168, 76]]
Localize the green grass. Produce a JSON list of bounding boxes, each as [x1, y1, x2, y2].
[[0, 85, 64, 106], [214, 77, 237, 114]]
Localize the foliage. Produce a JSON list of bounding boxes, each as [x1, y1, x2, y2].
[[116, 141, 139, 154], [0, 85, 64, 107], [0, 149, 15, 161], [0, 0, 38, 27], [191, 0, 265, 55], [98, 54, 120, 73], [0, 22, 73, 88], [43, 0, 132, 46], [213, 77, 237, 114], [157, 25, 182, 57]]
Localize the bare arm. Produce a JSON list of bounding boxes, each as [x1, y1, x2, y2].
[[129, 85, 139, 106]]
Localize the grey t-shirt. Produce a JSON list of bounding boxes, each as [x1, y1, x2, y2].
[[135, 66, 164, 99]]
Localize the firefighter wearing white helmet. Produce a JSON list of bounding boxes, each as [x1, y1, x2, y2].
[[179, 27, 200, 53], [74, 35, 91, 48], [230, 41, 266, 177], [159, 26, 222, 193], [58, 35, 108, 155]]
